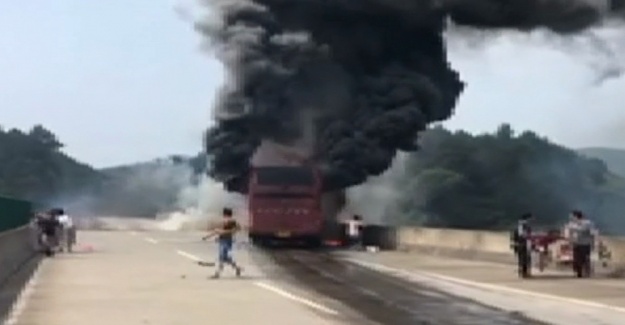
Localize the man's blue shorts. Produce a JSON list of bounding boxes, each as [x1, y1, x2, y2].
[[218, 239, 234, 263]]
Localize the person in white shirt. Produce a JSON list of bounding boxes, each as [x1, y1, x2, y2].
[[345, 215, 364, 250], [566, 210, 598, 278], [56, 209, 76, 253]]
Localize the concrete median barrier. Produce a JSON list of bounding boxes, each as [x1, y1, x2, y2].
[[0, 225, 41, 322], [394, 226, 625, 274], [396, 227, 515, 263]]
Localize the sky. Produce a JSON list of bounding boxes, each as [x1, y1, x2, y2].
[[0, 0, 222, 168], [444, 24, 625, 147], [1, 2, 624, 168]]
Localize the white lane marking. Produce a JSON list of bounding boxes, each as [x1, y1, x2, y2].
[[395, 253, 625, 289], [254, 281, 339, 316], [144, 237, 158, 244], [176, 250, 201, 262], [3, 260, 44, 325], [345, 258, 625, 315]]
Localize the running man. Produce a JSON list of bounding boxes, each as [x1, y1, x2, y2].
[[202, 208, 243, 279]]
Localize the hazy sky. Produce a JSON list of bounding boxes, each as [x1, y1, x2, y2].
[[0, 1, 222, 168], [1, 2, 624, 168], [444, 25, 625, 148]]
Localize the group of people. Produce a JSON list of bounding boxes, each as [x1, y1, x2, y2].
[[207, 206, 604, 281], [511, 210, 599, 278], [31, 208, 76, 256]]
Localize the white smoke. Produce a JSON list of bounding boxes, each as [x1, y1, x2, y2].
[[344, 153, 409, 224], [157, 173, 246, 231], [51, 157, 245, 231]]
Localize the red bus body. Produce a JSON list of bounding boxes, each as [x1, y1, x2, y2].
[[248, 166, 324, 246]]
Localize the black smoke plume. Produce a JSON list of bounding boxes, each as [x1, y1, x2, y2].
[[198, 0, 622, 193]]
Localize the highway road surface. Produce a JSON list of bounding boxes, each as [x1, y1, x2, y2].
[[338, 251, 625, 325], [7, 231, 344, 325], [6, 231, 625, 325]]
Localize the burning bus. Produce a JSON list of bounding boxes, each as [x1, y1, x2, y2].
[[247, 166, 325, 247]]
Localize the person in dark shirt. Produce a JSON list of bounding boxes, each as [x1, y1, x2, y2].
[[511, 213, 533, 278], [37, 213, 60, 236], [36, 212, 61, 254], [202, 208, 243, 279]]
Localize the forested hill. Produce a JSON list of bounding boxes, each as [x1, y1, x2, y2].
[[578, 147, 625, 177], [0, 125, 103, 205], [391, 125, 625, 235]]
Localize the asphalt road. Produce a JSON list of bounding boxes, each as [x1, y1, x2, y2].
[[257, 249, 544, 325], [337, 251, 625, 325]]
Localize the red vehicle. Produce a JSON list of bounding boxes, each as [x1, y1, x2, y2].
[[247, 166, 324, 247], [529, 230, 563, 271]]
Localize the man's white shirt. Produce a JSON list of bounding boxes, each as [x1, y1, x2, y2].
[[58, 214, 74, 228], [346, 220, 363, 237]]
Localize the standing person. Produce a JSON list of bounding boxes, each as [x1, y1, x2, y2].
[[511, 213, 533, 278], [567, 210, 598, 278], [345, 215, 364, 250], [202, 208, 243, 279], [56, 209, 76, 253]]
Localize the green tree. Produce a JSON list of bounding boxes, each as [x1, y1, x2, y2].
[[28, 125, 63, 151], [0, 125, 102, 204], [391, 124, 622, 232]]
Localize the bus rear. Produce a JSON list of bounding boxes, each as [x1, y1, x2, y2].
[[248, 166, 323, 246]]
